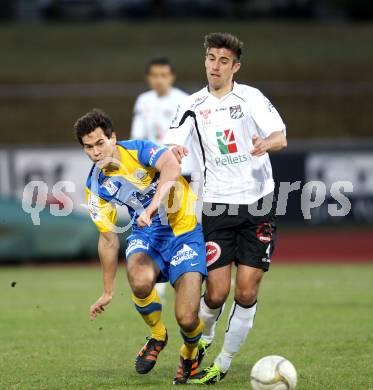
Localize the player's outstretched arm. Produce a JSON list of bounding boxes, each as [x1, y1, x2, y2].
[[251, 131, 287, 157], [89, 231, 120, 320], [137, 150, 181, 228]]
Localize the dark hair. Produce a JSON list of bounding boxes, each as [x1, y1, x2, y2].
[[74, 108, 114, 145], [145, 56, 175, 74], [204, 32, 243, 61]]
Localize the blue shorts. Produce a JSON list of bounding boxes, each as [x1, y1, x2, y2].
[[125, 223, 207, 286]]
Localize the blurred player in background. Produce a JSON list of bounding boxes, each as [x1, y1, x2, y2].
[[165, 32, 287, 384], [131, 57, 194, 302], [74, 109, 207, 384], [131, 57, 187, 144]]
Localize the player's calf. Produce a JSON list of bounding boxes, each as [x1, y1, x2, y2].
[[132, 288, 168, 374], [173, 319, 204, 384]]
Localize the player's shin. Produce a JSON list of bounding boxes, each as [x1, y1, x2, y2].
[[199, 294, 225, 344], [215, 299, 257, 373], [132, 287, 167, 341], [180, 318, 204, 360]]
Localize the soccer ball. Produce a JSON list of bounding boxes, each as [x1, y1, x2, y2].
[[250, 355, 297, 390]]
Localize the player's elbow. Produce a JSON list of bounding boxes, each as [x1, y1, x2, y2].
[[281, 136, 287, 149], [278, 131, 287, 150]]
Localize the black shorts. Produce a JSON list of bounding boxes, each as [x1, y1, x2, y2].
[[202, 193, 277, 272]]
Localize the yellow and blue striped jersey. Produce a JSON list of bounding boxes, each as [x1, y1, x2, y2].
[[85, 140, 198, 237]]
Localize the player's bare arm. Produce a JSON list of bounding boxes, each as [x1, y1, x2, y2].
[[89, 231, 120, 320], [137, 150, 181, 228], [251, 131, 287, 157]]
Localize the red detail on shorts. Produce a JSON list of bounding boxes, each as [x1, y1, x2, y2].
[[256, 223, 273, 244], [206, 241, 221, 266]]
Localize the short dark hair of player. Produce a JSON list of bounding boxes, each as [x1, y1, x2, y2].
[[204, 32, 243, 62], [145, 57, 175, 74], [74, 108, 114, 145]]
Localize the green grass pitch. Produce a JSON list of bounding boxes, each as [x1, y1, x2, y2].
[[1, 264, 372, 389]]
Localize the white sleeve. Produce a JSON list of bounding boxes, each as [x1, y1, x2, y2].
[[130, 97, 146, 139], [163, 100, 194, 146], [250, 91, 286, 139]]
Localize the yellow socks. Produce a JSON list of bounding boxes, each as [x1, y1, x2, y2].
[[180, 318, 204, 360], [132, 288, 203, 359], [132, 288, 167, 341]]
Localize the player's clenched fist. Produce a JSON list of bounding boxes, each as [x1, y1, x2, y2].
[[250, 134, 269, 157], [170, 145, 188, 163], [137, 209, 152, 228], [89, 293, 113, 320]]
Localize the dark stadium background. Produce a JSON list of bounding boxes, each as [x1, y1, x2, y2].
[[0, 3, 372, 389]]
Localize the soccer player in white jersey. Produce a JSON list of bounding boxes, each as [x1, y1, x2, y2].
[[131, 58, 191, 302], [164, 32, 287, 384], [131, 57, 187, 143]]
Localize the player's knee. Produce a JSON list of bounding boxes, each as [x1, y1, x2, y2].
[[131, 279, 153, 299], [205, 289, 229, 309], [176, 310, 199, 332], [127, 264, 156, 299], [234, 287, 257, 307]]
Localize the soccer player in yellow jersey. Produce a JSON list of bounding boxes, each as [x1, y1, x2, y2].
[[74, 109, 207, 384]]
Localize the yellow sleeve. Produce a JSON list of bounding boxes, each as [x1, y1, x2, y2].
[[86, 188, 117, 233]]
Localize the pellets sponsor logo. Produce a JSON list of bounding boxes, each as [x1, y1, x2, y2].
[[216, 129, 238, 154], [215, 153, 248, 167]]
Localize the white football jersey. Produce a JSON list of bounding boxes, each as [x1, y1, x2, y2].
[[164, 82, 286, 205], [131, 87, 187, 143], [130, 87, 196, 174]]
